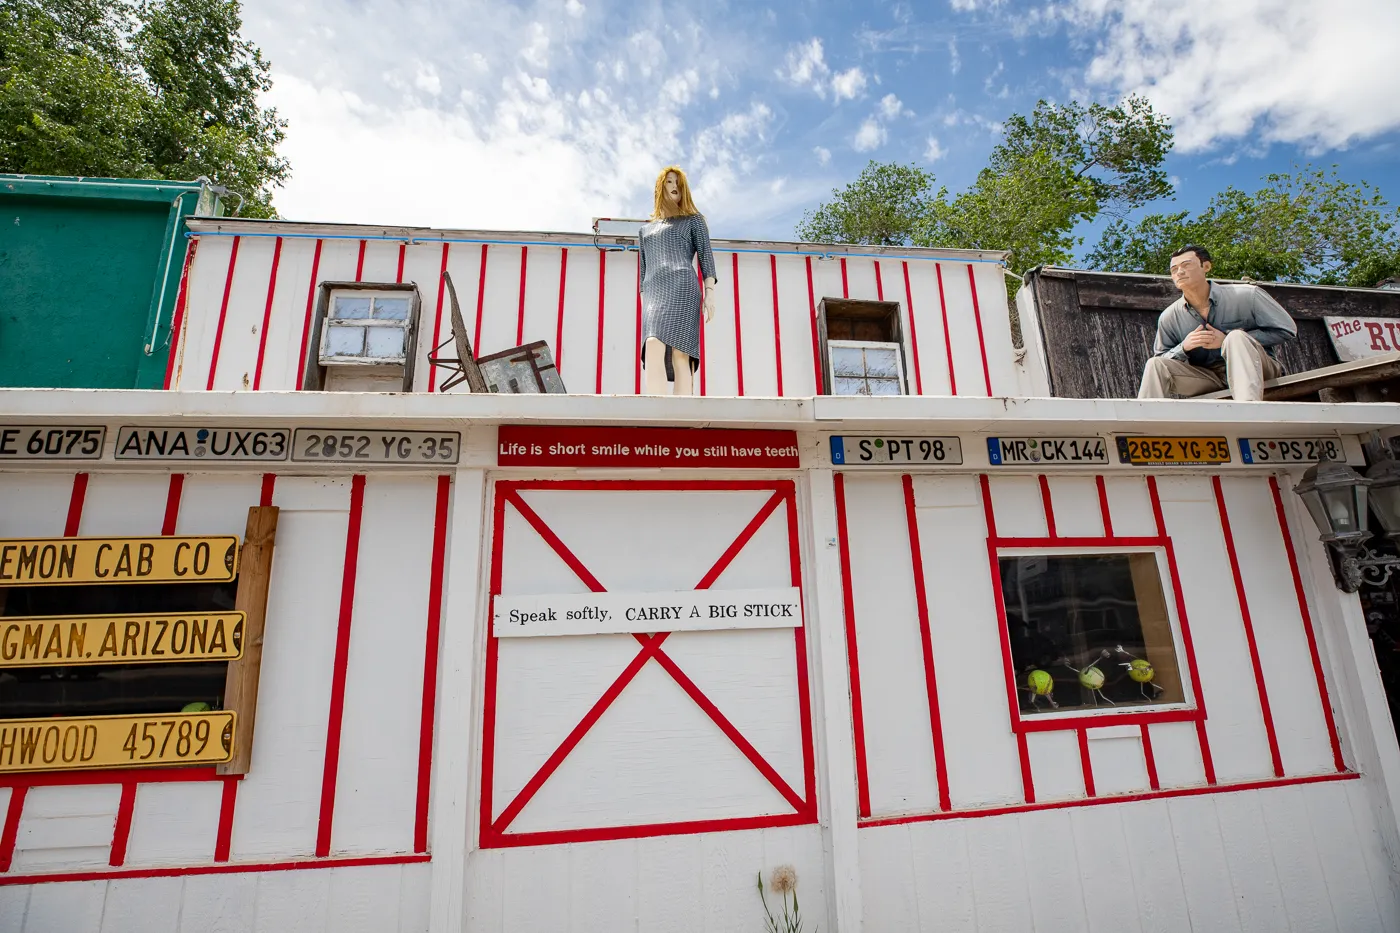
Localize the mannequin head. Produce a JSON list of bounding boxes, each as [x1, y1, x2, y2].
[[651, 165, 699, 219]]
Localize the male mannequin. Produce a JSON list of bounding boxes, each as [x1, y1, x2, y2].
[[639, 166, 718, 395]]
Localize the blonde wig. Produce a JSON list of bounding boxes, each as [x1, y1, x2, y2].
[[651, 165, 700, 219]]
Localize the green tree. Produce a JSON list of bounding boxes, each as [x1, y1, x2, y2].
[[1087, 166, 1400, 287], [0, 0, 288, 216], [795, 161, 938, 246]]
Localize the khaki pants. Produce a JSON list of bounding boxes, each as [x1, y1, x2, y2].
[[1138, 330, 1283, 401]]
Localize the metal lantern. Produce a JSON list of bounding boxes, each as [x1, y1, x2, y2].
[[1293, 456, 1371, 551], [1366, 456, 1400, 539]]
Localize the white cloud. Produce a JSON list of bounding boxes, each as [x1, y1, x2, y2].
[[853, 118, 886, 151], [414, 65, 441, 97], [831, 67, 867, 102], [924, 136, 946, 161], [520, 21, 550, 69], [878, 93, 909, 119], [948, 38, 961, 75], [779, 37, 829, 95], [814, 146, 831, 165], [565, 0, 585, 16], [950, 0, 1003, 9], [1064, 0, 1400, 151]]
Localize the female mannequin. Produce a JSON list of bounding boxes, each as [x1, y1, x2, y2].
[[639, 166, 717, 395]]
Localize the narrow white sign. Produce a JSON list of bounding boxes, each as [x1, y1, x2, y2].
[[492, 587, 803, 638], [1324, 316, 1400, 362]]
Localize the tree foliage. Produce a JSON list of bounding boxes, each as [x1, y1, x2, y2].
[[1087, 167, 1400, 287], [795, 161, 938, 246], [0, 0, 288, 216]]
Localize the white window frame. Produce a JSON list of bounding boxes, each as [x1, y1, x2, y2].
[[318, 289, 414, 366], [827, 338, 908, 397]]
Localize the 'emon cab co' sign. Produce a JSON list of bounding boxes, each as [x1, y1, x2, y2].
[[492, 588, 803, 638], [0, 536, 239, 585]]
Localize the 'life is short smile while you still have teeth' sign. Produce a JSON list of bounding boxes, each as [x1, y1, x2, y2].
[[492, 588, 803, 638]]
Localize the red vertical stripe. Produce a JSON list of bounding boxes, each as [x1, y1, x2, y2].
[[1038, 475, 1057, 538], [474, 244, 489, 357], [414, 475, 452, 853], [163, 238, 199, 390], [0, 786, 27, 871], [874, 261, 884, 300], [354, 239, 366, 282], [1141, 725, 1160, 790], [396, 243, 406, 284], [769, 255, 784, 396], [426, 243, 450, 393], [478, 491, 508, 841], [516, 246, 529, 347], [206, 235, 241, 390], [252, 236, 283, 390], [840, 257, 849, 297], [966, 265, 992, 396], [595, 252, 607, 395], [213, 778, 238, 862], [903, 475, 951, 812], [935, 264, 957, 395], [634, 254, 643, 395], [1077, 730, 1096, 797], [1213, 476, 1284, 778], [295, 239, 324, 390], [806, 256, 823, 394], [1269, 476, 1346, 772], [1096, 475, 1114, 537], [260, 473, 277, 508], [901, 262, 924, 395], [981, 474, 1035, 803], [315, 474, 367, 857], [65, 473, 88, 536], [833, 474, 871, 818], [162, 474, 184, 536], [109, 782, 137, 866], [783, 487, 818, 816], [732, 253, 745, 396], [555, 248, 569, 371]]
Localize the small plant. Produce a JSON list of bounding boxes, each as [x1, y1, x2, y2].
[[757, 865, 809, 933]]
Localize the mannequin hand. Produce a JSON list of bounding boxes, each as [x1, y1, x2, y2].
[[703, 287, 716, 323]]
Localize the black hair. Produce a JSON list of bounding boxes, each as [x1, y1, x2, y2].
[[1170, 244, 1212, 264]]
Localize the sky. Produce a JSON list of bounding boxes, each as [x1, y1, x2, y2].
[[242, 0, 1400, 257]]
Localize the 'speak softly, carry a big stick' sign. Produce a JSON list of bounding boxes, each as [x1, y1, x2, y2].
[[492, 588, 803, 637]]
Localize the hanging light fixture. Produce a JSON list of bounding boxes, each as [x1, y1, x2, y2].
[[1294, 454, 1400, 592]]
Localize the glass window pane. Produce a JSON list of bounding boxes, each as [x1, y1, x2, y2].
[[833, 376, 869, 396], [867, 377, 902, 396], [325, 324, 365, 356], [373, 296, 411, 320], [366, 326, 405, 359], [831, 345, 865, 376], [864, 347, 900, 378], [333, 296, 371, 319]]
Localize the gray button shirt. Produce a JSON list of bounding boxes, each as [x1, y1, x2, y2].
[[1152, 282, 1298, 367]]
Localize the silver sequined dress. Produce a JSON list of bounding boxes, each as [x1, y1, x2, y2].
[[639, 213, 717, 374]]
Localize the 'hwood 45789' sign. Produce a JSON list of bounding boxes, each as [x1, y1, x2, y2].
[[492, 588, 803, 638]]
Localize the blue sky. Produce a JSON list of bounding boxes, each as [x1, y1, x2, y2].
[[244, 0, 1400, 260]]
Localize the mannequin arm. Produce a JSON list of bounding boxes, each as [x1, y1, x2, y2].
[[703, 276, 717, 323]]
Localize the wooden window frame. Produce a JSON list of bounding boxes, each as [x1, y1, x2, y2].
[[815, 297, 908, 396], [302, 282, 423, 392]]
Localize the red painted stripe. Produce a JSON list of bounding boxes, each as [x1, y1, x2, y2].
[[414, 475, 452, 853], [0, 768, 223, 790], [501, 479, 792, 493], [1148, 476, 1216, 784], [213, 777, 237, 862], [634, 254, 643, 395], [935, 264, 957, 395], [595, 251, 606, 395], [1213, 476, 1285, 778], [901, 262, 924, 395], [0, 852, 430, 887], [806, 256, 823, 394], [474, 244, 489, 358], [834, 474, 872, 818], [489, 811, 813, 849], [1141, 725, 1160, 790], [162, 474, 184, 535], [354, 239, 366, 281], [784, 486, 818, 815], [769, 255, 785, 396], [65, 473, 88, 536], [294, 239, 324, 389], [252, 236, 282, 390], [1077, 730, 1096, 797], [0, 786, 26, 871], [1096, 476, 1114, 537], [874, 261, 884, 300], [1015, 733, 1036, 803], [555, 248, 569, 371], [989, 535, 1165, 549], [206, 235, 241, 390], [966, 265, 992, 395], [1038, 474, 1057, 538], [840, 257, 849, 297], [981, 475, 1034, 803], [859, 772, 1359, 829], [1269, 476, 1345, 772], [315, 474, 367, 857], [163, 238, 199, 390], [732, 253, 745, 396], [396, 243, 406, 283], [1016, 706, 1200, 733], [478, 490, 507, 845], [260, 473, 277, 507], [903, 475, 951, 811], [507, 492, 605, 592], [426, 243, 450, 392], [108, 782, 137, 866], [516, 245, 529, 347], [695, 491, 785, 590]]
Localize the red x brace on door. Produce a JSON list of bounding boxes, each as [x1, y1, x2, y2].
[[480, 479, 818, 848]]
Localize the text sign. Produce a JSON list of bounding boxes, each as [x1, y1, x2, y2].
[[292, 429, 460, 464], [1325, 316, 1400, 362], [1239, 437, 1344, 465], [1116, 436, 1231, 466], [493, 587, 803, 638], [987, 436, 1109, 466], [116, 426, 290, 461], [0, 426, 105, 460], [497, 426, 800, 469], [0, 536, 239, 586], [0, 711, 235, 774], [0, 612, 244, 667], [829, 436, 962, 467]]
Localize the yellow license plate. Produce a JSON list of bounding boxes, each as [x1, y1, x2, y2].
[[0, 711, 235, 773], [0, 535, 238, 586], [1117, 436, 1232, 465], [0, 612, 244, 667]]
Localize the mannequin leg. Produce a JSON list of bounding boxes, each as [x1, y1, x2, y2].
[[671, 348, 694, 396], [643, 337, 669, 395]]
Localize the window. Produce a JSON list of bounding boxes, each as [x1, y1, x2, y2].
[[816, 298, 907, 396], [999, 551, 1185, 715], [302, 282, 422, 392]]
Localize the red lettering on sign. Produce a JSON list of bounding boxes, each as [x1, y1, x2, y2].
[[496, 426, 800, 469], [1366, 322, 1390, 351]]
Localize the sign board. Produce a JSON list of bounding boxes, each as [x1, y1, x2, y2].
[[292, 428, 460, 464], [987, 436, 1109, 466], [829, 436, 963, 467], [497, 426, 800, 469], [0, 426, 105, 460], [1116, 436, 1231, 466], [0, 612, 244, 667], [1238, 437, 1344, 465], [116, 426, 290, 461], [1325, 316, 1400, 362], [0, 711, 235, 773], [0, 536, 239, 586], [492, 587, 803, 638]]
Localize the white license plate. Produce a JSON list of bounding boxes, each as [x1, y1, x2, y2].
[[1239, 437, 1344, 464], [292, 429, 460, 464], [987, 436, 1108, 466], [115, 426, 290, 461], [0, 426, 105, 460], [829, 436, 963, 466]]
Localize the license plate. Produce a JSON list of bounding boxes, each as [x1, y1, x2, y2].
[[116, 426, 290, 461], [829, 436, 963, 466], [987, 437, 1108, 466], [1239, 437, 1344, 464], [0, 536, 239, 586], [1117, 436, 1232, 465], [0, 612, 244, 667], [292, 429, 461, 464], [0, 426, 105, 460], [0, 711, 235, 773]]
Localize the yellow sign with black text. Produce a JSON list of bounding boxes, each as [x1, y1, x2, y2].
[[1116, 436, 1232, 466], [0, 536, 239, 586], [0, 711, 235, 773], [0, 612, 244, 667]]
